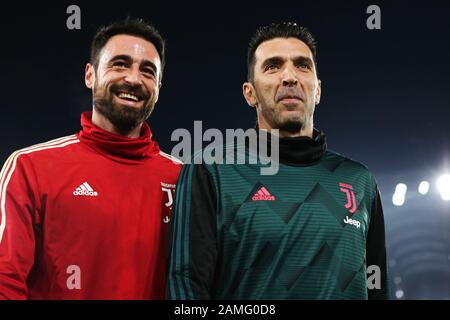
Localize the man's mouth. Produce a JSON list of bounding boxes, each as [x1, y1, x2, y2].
[[116, 92, 141, 102], [278, 95, 303, 102]]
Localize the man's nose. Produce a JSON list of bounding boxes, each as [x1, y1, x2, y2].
[[124, 65, 142, 85], [281, 66, 298, 87]]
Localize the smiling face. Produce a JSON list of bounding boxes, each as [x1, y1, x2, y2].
[[243, 37, 321, 137], [85, 34, 162, 136]]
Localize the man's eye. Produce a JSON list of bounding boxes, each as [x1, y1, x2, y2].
[[113, 61, 127, 68], [297, 63, 311, 70], [142, 69, 155, 77], [265, 64, 279, 71]]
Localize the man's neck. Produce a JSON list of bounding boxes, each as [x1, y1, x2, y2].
[[91, 109, 142, 138]]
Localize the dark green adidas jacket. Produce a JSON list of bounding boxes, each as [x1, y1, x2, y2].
[[167, 130, 388, 299]]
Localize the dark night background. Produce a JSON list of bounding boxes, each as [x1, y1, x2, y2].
[[1, 0, 449, 299]]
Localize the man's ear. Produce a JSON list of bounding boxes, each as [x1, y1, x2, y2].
[[243, 82, 258, 108], [85, 63, 95, 89], [315, 79, 322, 105]]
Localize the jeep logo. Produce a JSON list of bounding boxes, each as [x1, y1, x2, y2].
[[344, 216, 361, 229]]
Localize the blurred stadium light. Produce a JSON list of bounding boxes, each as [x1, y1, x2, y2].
[[379, 170, 450, 299], [392, 183, 407, 206], [418, 181, 430, 195], [437, 174, 450, 201]]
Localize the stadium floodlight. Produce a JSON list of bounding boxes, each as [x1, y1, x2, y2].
[[395, 289, 404, 299], [437, 174, 450, 201], [392, 183, 407, 206], [418, 181, 430, 195], [395, 183, 407, 195], [392, 193, 405, 206]]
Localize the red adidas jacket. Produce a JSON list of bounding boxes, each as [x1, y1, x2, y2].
[[0, 112, 182, 299]]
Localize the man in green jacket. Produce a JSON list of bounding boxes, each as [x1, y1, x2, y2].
[[167, 22, 388, 300]]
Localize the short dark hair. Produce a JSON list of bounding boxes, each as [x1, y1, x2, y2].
[[90, 17, 166, 76], [247, 22, 317, 82]]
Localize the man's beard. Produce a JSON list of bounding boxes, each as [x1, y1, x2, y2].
[[277, 117, 304, 133], [255, 87, 308, 134], [260, 102, 307, 134], [93, 82, 154, 136]]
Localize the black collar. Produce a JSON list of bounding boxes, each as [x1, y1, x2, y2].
[[277, 129, 327, 166], [251, 128, 327, 166]]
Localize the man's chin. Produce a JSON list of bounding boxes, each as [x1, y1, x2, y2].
[[112, 98, 153, 117], [115, 105, 152, 125], [279, 123, 302, 134], [115, 103, 144, 114], [276, 116, 304, 134], [95, 100, 143, 125]]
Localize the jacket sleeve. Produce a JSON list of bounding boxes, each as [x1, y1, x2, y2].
[[366, 186, 389, 300], [0, 153, 39, 299], [167, 164, 217, 300]]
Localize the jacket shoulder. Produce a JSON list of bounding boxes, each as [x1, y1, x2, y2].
[[157, 150, 183, 166], [6, 135, 80, 163], [323, 150, 377, 189], [324, 150, 371, 172], [155, 150, 183, 181]]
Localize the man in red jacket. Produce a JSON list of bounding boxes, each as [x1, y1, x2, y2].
[[0, 18, 182, 299]]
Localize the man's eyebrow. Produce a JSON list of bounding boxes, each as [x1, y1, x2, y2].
[[109, 54, 133, 63], [261, 56, 285, 68], [292, 56, 314, 66], [108, 55, 158, 72], [261, 55, 315, 68]]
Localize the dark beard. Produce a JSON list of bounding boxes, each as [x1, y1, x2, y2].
[[262, 106, 305, 134], [93, 83, 153, 136], [278, 119, 303, 133]]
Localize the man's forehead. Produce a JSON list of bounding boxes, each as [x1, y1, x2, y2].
[[255, 37, 313, 62], [100, 34, 161, 64]]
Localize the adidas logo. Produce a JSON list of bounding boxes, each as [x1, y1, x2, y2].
[[251, 186, 276, 201], [73, 182, 99, 197]]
